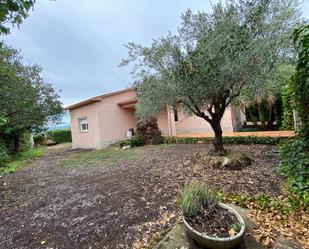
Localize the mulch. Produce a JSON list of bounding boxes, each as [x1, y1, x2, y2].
[[0, 143, 283, 249], [187, 203, 240, 238]]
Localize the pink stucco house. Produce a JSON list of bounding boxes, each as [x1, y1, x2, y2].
[[65, 88, 245, 149]]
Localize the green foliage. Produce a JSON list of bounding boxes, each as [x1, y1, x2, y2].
[[61, 147, 139, 168], [162, 136, 286, 145], [291, 25, 309, 136], [0, 0, 35, 35], [129, 135, 145, 147], [229, 223, 242, 233], [0, 140, 9, 167], [119, 136, 146, 148], [33, 133, 45, 146], [179, 182, 217, 219], [0, 43, 63, 152], [217, 192, 292, 214], [0, 147, 43, 175], [279, 25, 309, 209], [122, 0, 300, 153], [281, 83, 294, 130], [280, 138, 309, 208], [119, 139, 131, 148], [47, 129, 72, 144]]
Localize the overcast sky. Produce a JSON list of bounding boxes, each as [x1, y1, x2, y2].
[[3, 0, 309, 108]]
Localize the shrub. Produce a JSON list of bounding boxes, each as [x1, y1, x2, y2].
[[119, 139, 131, 148], [20, 132, 32, 151], [33, 133, 45, 146], [129, 135, 145, 147], [179, 182, 217, 219], [47, 129, 72, 144], [0, 140, 9, 168]]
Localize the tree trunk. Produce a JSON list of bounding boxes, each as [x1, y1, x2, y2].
[[267, 102, 275, 130], [13, 133, 21, 153], [211, 118, 226, 156]]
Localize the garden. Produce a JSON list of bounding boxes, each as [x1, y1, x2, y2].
[[0, 0, 308, 248]]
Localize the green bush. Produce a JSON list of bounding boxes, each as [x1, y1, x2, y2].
[[129, 135, 145, 147], [119, 135, 146, 148], [0, 140, 9, 168], [180, 182, 217, 219], [119, 139, 131, 148], [163, 136, 286, 145], [33, 133, 45, 146], [47, 129, 72, 144], [280, 138, 309, 208]]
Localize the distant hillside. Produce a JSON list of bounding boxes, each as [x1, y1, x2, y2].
[[48, 123, 70, 131]]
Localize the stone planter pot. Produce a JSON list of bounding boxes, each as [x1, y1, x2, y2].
[[183, 203, 246, 249]]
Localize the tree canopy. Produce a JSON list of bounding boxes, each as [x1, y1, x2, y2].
[[121, 0, 301, 154], [0, 0, 35, 35], [0, 43, 63, 152]]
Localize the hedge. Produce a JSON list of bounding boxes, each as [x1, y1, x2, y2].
[[47, 129, 72, 144], [162, 136, 287, 145]]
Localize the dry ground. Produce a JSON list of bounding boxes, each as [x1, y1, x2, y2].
[[0, 143, 283, 249]]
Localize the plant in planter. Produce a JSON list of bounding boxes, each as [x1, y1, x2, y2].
[[179, 182, 245, 249]]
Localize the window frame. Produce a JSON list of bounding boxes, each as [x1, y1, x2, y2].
[[79, 117, 89, 132]]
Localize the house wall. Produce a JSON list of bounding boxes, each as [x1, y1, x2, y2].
[[69, 88, 245, 149], [157, 110, 170, 135], [69, 89, 137, 149], [70, 103, 101, 149], [96, 90, 137, 147], [172, 106, 237, 135], [231, 105, 246, 131]]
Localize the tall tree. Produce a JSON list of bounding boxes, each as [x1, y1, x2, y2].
[[0, 43, 63, 152], [0, 0, 35, 35], [121, 0, 300, 155]]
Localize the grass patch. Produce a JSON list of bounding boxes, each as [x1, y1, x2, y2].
[[61, 146, 139, 168], [0, 148, 44, 175]]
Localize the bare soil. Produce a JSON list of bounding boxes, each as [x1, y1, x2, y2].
[[0, 143, 283, 249]]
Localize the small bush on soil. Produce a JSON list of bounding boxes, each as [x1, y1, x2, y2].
[[180, 183, 242, 238], [119, 136, 146, 148], [180, 182, 217, 218], [130, 135, 145, 147], [47, 129, 72, 144], [33, 133, 45, 146], [119, 139, 131, 148]]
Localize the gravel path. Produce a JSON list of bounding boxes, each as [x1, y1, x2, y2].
[[0, 143, 283, 249]]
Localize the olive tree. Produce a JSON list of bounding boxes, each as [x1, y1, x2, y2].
[[121, 0, 300, 155]]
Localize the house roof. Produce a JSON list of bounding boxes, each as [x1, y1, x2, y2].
[[65, 87, 135, 111]]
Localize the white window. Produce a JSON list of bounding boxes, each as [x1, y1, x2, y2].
[[79, 117, 88, 132]]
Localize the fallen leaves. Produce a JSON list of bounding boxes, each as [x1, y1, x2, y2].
[[250, 207, 309, 248]]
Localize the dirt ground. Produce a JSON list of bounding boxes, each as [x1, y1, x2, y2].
[[0, 143, 283, 249]]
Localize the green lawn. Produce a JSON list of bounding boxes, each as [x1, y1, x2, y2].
[[61, 146, 139, 168], [0, 148, 44, 175]]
